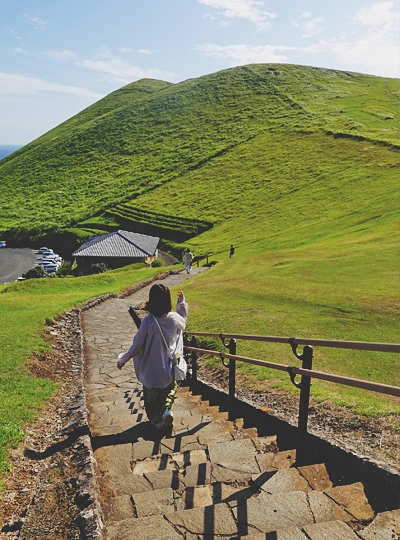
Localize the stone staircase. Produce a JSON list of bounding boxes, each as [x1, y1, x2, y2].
[[79, 274, 399, 539], [92, 386, 398, 540]]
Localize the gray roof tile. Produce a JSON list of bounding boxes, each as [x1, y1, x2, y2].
[[72, 230, 159, 258]]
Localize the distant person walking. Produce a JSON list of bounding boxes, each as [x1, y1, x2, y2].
[[183, 248, 193, 274], [229, 245, 235, 258], [117, 284, 188, 431]]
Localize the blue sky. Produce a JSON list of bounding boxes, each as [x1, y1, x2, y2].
[[1, 0, 399, 144]]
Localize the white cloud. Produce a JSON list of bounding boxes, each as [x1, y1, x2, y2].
[[8, 28, 22, 40], [330, 28, 399, 77], [24, 14, 48, 31], [353, 1, 396, 26], [44, 49, 176, 84], [13, 47, 30, 55], [301, 17, 327, 38], [197, 0, 277, 31], [0, 72, 103, 99], [301, 11, 312, 18], [118, 47, 154, 55], [44, 49, 81, 62], [194, 42, 292, 64], [330, 2, 399, 77]]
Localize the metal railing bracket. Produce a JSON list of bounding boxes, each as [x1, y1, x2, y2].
[[287, 366, 302, 389]]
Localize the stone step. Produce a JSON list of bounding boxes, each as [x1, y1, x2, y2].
[[99, 435, 278, 498], [98, 434, 279, 527], [105, 486, 374, 540], [88, 388, 228, 436], [252, 462, 334, 494], [358, 508, 400, 539], [229, 520, 362, 539], [90, 384, 381, 539], [125, 468, 334, 521], [105, 481, 257, 522], [242, 491, 364, 536], [229, 510, 400, 539], [104, 444, 341, 524]]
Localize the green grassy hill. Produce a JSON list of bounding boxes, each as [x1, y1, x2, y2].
[[0, 65, 399, 487], [0, 64, 398, 235]]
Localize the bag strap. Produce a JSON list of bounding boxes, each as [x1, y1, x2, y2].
[[151, 314, 169, 350], [150, 314, 179, 362]]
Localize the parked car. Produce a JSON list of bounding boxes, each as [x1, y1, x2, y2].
[[44, 265, 59, 274], [40, 263, 61, 271], [40, 258, 60, 264], [15, 277, 26, 281], [42, 255, 61, 262], [0, 241, 6, 248], [41, 250, 55, 258], [42, 258, 58, 264], [37, 247, 50, 253]]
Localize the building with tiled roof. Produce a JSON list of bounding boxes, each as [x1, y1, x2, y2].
[[72, 230, 159, 269]]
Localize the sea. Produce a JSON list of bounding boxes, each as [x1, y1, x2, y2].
[[0, 145, 22, 160]]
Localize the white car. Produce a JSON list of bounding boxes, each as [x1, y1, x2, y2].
[[0, 241, 6, 248], [37, 247, 50, 253], [44, 265, 59, 274], [40, 261, 60, 268], [42, 255, 62, 263], [41, 251, 59, 257], [41, 250, 55, 258]]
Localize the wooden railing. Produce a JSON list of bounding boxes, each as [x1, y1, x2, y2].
[[183, 332, 400, 465]]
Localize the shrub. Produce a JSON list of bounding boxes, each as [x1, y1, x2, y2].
[[151, 258, 164, 267], [55, 262, 72, 277], [22, 266, 47, 279], [90, 262, 109, 274]]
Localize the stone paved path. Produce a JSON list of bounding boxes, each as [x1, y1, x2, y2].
[[82, 268, 208, 437], [81, 268, 400, 539]]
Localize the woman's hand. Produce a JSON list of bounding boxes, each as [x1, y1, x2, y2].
[[177, 290, 184, 298], [117, 362, 122, 370]]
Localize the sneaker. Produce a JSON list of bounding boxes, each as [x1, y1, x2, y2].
[[162, 410, 173, 430]]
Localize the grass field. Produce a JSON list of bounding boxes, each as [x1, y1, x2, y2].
[[0, 63, 398, 491]]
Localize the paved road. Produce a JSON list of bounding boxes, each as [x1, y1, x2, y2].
[[0, 247, 39, 283]]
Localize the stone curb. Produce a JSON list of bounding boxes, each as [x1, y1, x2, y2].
[[18, 309, 105, 539]]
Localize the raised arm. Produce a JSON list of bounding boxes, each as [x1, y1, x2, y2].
[[176, 290, 188, 321]]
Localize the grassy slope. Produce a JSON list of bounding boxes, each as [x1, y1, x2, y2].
[[0, 65, 398, 232], [131, 129, 400, 415]]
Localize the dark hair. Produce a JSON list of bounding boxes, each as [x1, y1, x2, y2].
[[147, 283, 172, 316]]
